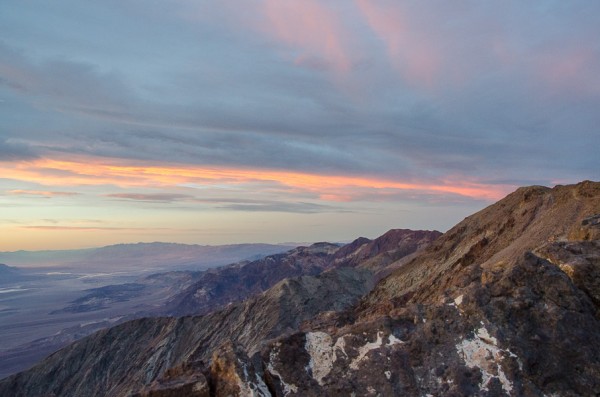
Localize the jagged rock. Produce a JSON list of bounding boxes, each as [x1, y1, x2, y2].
[[331, 229, 442, 273], [210, 342, 271, 397]]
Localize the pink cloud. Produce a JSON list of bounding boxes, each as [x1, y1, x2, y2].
[[535, 47, 600, 96], [1, 156, 511, 202], [355, 0, 440, 88], [261, 0, 352, 73]]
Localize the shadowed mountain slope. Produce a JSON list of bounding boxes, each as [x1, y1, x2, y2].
[[0, 268, 373, 397], [165, 230, 439, 316]]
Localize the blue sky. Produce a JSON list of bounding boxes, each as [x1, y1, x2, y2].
[[1, 1, 599, 250]]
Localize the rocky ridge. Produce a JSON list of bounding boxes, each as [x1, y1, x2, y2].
[[164, 230, 439, 317], [0, 268, 373, 397], [1, 181, 598, 396], [258, 181, 600, 396], [0, 230, 438, 396]]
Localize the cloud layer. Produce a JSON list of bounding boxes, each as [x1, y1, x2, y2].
[[1, 1, 599, 249]]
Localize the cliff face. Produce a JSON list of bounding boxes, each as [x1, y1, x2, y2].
[[1, 181, 599, 397]]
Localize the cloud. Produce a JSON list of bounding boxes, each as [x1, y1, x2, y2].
[[0, 157, 513, 201], [0, 139, 38, 161], [21, 225, 127, 231], [17, 225, 254, 235], [220, 202, 338, 214], [0, 42, 135, 113], [261, 0, 352, 73], [105, 190, 345, 213], [355, 0, 440, 87], [7, 189, 79, 198], [20, 225, 181, 231], [106, 193, 193, 202], [1, 1, 599, 200]]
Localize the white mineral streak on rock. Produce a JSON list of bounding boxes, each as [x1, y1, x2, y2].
[[193, 288, 208, 299], [304, 330, 404, 383], [476, 326, 498, 345], [236, 359, 271, 397], [267, 344, 298, 395], [251, 373, 272, 397], [387, 334, 404, 346], [349, 331, 403, 370], [234, 360, 254, 397], [332, 335, 348, 361], [454, 294, 464, 306], [455, 323, 514, 394], [305, 332, 334, 385]]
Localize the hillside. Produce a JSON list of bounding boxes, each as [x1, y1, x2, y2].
[[165, 230, 440, 316], [0, 181, 598, 396], [261, 181, 600, 396], [0, 268, 373, 396]]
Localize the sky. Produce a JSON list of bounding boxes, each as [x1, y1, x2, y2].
[[1, 1, 599, 251]]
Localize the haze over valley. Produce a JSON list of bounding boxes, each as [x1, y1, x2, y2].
[[0, 242, 294, 378]]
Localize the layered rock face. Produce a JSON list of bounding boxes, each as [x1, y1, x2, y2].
[[1, 181, 598, 397]]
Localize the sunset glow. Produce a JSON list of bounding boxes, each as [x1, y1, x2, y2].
[[1, 157, 510, 201], [1, 1, 598, 250]]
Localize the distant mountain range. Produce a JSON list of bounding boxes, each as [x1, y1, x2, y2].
[[0, 242, 298, 379], [0, 263, 20, 278], [0, 263, 37, 285], [0, 242, 297, 272], [1, 181, 598, 396]]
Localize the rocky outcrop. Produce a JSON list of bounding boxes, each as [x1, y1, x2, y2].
[[261, 250, 599, 396]]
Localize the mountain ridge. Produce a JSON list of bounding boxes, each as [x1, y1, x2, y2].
[[1, 181, 598, 396]]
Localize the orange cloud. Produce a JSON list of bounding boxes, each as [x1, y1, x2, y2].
[[0, 156, 512, 201], [7, 189, 79, 197], [262, 0, 351, 73]]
